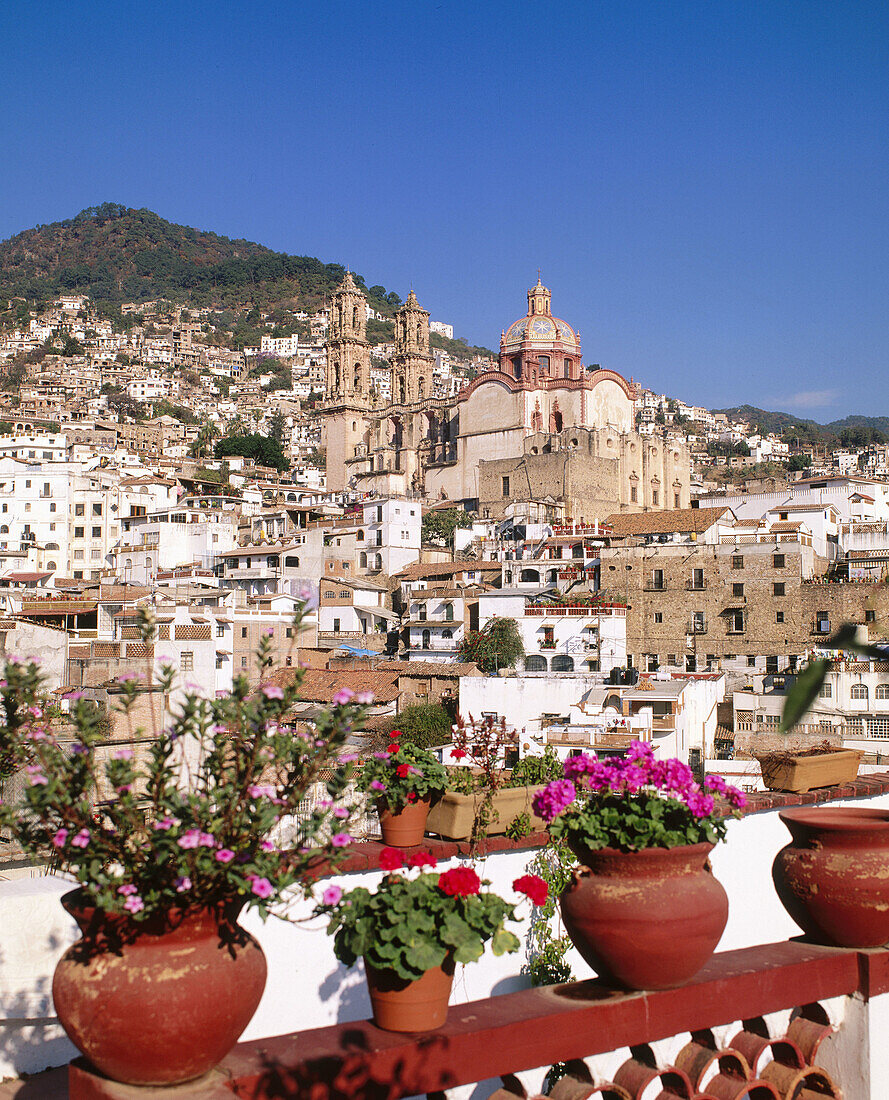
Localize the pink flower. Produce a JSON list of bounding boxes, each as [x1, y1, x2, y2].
[[178, 829, 201, 849], [215, 849, 236, 863], [112, 748, 134, 760], [356, 690, 374, 704], [339, 753, 359, 763], [117, 672, 141, 683], [71, 829, 91, 848], [261, 685, 285, 700], [333, 807, 349, 819], [331, 833, 351, 847], [152, 816, 176, 831], [260, 840, 275, 852], [117, 884, 138, 896], [199, 832, 216, 848], [251, 877, 274, 899], [532, 779, 577, 823], [175, 876, 192, 892], [52, 828, 68, 847], [370, 779, 386, 792], [322, 885, 343, 906], [123, 895, 144, 914], [248, 784, 276, 799], [25, 766, 48, 786], [333, 688, 355, 705]]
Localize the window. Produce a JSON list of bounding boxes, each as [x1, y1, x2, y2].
[[74, 570, 83, 579], [241, 627, 248, 638], [876, 684, 889, 700], [630, 486, 637, 503], [92, 504, 102, 516], [551, 655, 574, 672], [819, 683, 832, 698], [525, 655, 547, 671], [654, 612, 663, 624], [652, 490, 659, 506], [241, 657, 248, 668], [92, 526, 101, 538], [74, 549, 84, 560], [181, 651, 194, 672], [50, 503, 56, 513], [867, 717, 889, 739], [773, 554, 785, 568], [692, 568, 704, 589], [773, 583, 785, 596], [75, 504, 84, 517], [90, 549, 101, 560], [747, 656, 756, 667], [24, 480, 30, 488], [732, 583, 744, 597], [866, 609, 876, 623], [333, 617, 341, 632], [674, 493, 680, 508], [728, 610, 744, 633], [217, 623, 225, 637], [776, 611, 784, 623], [851, 684, 869, 701], [502, 476, 510, 496], [652, 569, 665, 590], [732, 555, 743, 570]]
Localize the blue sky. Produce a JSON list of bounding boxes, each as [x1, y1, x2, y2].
[[1, 1, 887, 420]]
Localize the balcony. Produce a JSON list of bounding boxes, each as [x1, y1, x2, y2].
[[9, 775, 889, 1098], [525, 605, 626, 618], [643, 582, 668, 592], [686, 580, 707, 590]]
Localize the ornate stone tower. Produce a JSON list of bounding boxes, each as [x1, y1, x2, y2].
[[325, 271, 372, 405], [391, 290, 434, 405]]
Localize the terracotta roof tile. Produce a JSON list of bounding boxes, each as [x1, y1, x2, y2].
[[604, 507, 733, 537]]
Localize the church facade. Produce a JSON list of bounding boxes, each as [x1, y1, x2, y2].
[[322, 276, 690, 521]]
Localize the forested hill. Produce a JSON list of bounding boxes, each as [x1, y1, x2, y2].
[[0, 204, 402, 315], [714, 404, 889, 445]]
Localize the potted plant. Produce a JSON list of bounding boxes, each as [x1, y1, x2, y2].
[[317, 846, 547, 1031], [428, 735, 563, 844], [357, 732, 449, 846], [533, 740, 746, 991], [0, 607, 369, 1089]]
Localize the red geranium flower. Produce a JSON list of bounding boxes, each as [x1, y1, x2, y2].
[[379, 847, 405, 871], [513, 874, 549, 906], [408, 850, 436, 869], [387, 743, 401, 754], [395, 763, 410, 778], [450, 747, 468, 761], [438, 867, 481, 897], [390, 730, 402, 738], [407, 792, 418, 803]]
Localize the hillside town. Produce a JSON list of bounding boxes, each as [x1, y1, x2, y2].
[[0, 272, 885, 813]]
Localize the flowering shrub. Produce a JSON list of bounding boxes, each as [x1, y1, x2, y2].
[[532, 740, 746, 854], [356, 732, 449, 813], [318, 846, 547, 980], [0, 604, 370, 921]]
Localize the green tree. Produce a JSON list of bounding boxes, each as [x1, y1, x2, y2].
[[61, 335, 85, 357], [385, 703, 455, 750], [215, 433, 289, 472], [458, 618, 525, 675], [422, 507, 474, 547], [267, 411, 288, 446]]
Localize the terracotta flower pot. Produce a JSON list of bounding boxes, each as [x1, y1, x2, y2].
[[53, 890, 267, 1086], [364, 955, 455, 1031], [378, 797, 431, 847], [757, 749, 861, 793], [559, 842, 728, 990], [773, 807, 889, 947]]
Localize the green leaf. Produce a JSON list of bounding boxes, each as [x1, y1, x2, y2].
[[780, 658, 828, 732], [405, 941, 446, 973], [491, 928, 520, 956], [454, 933, 484, 964]]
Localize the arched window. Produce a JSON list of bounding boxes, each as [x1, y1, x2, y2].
[[285, 556, 299, 568], [359, 552, 367, 568], [441, 628, 453, 639], [851, 684, 869, 700], [512, 356, 521, 379], [266, 556, 279, 569], [552, 655, 574, 672], [520, 568, 540, 583], [875, 685, 889, 700], [46, 542, 59, 550], [374, 554, 382, 570], [444, 603, 454, 622], [525, 655, 547, 672], [538, 355, 550, 371], [422, 629, 431, 649], [46, 561, 57, 571], [571, 543, 584, 559], [0, 526, 8, 535], [547, 569, 558, 584]]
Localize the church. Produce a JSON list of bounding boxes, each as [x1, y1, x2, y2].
[[321, 275, 690, 522]]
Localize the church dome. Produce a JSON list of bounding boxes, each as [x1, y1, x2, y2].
[[502, 277, 580, 353]]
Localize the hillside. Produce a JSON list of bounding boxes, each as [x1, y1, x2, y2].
[[714, 405, 889, 445], [0, 204, 401, 317]]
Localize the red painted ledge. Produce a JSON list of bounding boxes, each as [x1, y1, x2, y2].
[[67, 938, 882, 1099]]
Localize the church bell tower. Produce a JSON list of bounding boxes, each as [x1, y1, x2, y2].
[[325, 271, 372, 406], [392, 290, 434, 405]]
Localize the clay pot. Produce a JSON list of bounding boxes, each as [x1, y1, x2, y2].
[[559, 842, 728, 990], [365, 955, 455, 1031], [773, 807, 889, 947], [378, 798, 431, 847], [53, 890, 267, 1086]]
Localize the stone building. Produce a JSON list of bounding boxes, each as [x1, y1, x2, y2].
[[322, 275, 691, 520]]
